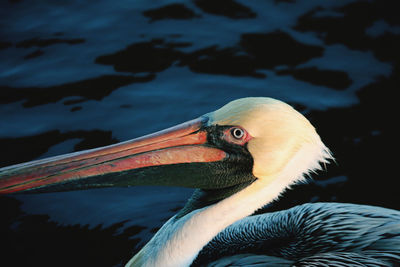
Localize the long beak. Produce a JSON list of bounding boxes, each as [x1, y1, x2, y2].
[[0, 117, 227, 194]]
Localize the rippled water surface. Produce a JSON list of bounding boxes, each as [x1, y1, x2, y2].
[[1, 0, 399, 266]]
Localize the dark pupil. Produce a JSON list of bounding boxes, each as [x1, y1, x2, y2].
[[233, 128, 243, 139]]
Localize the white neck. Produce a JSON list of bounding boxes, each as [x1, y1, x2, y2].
[[126, 142, 330, 267]]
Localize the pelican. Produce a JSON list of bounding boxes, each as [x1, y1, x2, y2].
[[0, 97, 399, 266]]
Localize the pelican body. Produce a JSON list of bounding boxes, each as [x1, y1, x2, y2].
[[0, 97, 399, 266]]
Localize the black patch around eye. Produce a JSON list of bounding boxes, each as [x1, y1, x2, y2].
[[204, 125, 251, 155]]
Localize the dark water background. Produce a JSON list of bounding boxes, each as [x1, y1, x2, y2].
[[0, 0, 399, 266]]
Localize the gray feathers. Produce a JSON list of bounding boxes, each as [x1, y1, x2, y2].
[[193, 203, 400, 266]]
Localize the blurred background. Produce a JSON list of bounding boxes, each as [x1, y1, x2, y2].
[[0, 0, 398, 266]]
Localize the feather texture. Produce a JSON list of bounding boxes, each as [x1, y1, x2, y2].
[[194, 203, 400, 266]]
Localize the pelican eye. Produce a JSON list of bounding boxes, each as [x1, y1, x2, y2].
[[231, 128, 245, 139], [222, 126, 251, 145]]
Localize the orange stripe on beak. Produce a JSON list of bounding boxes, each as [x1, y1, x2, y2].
[[0, 117, 226, 194]]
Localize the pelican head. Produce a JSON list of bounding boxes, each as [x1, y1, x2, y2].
[[0, 97, 330, 200], [0, 97, 330, 199], [210, 97, 330, 182], [0, 97, 333, 266]]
